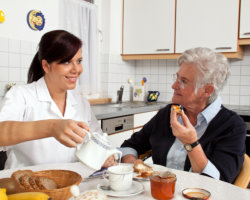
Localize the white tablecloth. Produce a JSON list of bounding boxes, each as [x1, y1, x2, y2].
[[0, 162, 249, 200]]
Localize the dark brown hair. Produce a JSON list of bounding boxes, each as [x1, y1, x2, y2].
[[27, 30, 82, 83]]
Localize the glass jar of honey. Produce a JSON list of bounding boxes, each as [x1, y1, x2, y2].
[[150, 171, 176, 200]]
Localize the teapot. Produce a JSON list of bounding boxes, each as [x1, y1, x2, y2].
[[75, 131, 122, 170]]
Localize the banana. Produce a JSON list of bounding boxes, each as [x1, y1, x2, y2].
[[0, 188, 8, 200], [7, 192, 51, 200]]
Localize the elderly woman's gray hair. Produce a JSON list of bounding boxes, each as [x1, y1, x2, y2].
[[177, 47, 230, 104]]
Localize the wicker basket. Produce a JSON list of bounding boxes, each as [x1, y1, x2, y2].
[[27, 170, 82, 200]]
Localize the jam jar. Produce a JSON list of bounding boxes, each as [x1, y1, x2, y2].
[[150, 171, 176, 200]]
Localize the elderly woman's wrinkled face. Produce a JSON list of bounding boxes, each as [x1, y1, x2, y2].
[[171, 63, 207, 109]]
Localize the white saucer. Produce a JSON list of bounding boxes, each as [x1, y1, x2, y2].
[[97, 181, 144, 197], [133, 172, 150, 181]]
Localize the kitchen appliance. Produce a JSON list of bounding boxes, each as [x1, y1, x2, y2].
[[102, 115, 133, 135]]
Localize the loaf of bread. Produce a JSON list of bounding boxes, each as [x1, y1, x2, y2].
[[11, 170, 57, 191], [133, 160, 153, 178]]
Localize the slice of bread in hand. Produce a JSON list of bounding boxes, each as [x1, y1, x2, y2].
[[133, 160, 153, 178], [35, 176, 57, 190]]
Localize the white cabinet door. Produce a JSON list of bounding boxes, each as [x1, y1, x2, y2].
[[108, 130, 133, 148], [239, 0, 250, 38], [134, 111, 157, 128], [123, 0, 175, 54], [175, 0, 239, 53]]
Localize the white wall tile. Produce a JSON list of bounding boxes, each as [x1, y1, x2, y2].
[[9, 68, 21, 81], [9, 39, 20, 53], [159, 65, 167, 75], [0, 52, 8, 67], [229, 86, 240, 95], [0, 37, 9, 52], [240, 96, 250, 106], [230, 95, 239, 105], [240, 86, 250, 96], [240, 76, 250, 85], [21, 68, 28, 83], [151, 75, 158, 84], [21, 54, 33, 68], [221, 95, 229, 104], [229, 75, 240, 85], [159, 75, 167, 84], [230, 65, 241, 76], [241, 66, 250, 76], [21, 40, 32, 54], [0, 67, 9, 81], [9, 53, 20, 67]]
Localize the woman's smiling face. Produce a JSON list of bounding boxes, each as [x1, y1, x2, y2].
[[43, 48, 83, 92]]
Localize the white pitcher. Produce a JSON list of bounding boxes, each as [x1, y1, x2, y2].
[[75, 131, 122, 170]]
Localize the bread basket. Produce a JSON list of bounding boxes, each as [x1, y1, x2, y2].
[[26, 170, 82, 200]]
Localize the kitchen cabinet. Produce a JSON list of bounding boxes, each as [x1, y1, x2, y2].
[[122, 0, 175, 55], [108, 130, 133, 148], [239, 0, 250, 45], [122, 0, 243, 60], [134, 111, 157, 128], [175, 0, 239, 53]]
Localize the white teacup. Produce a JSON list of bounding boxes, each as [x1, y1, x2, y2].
[[103, 164, 133, 191]]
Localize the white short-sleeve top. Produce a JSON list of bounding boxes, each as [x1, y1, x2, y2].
[[0, 77, 102, 169]]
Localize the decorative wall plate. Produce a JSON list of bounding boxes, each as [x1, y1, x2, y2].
[[27, 10, 45, 31]]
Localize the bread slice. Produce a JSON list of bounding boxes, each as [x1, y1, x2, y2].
[[172, 105, 182, 114], [29, 176, 40, 190], [11, 170, 33, 189], [133, 160, 153, 178], [35, 176, 57, 190], [19, 175, 34, 190]]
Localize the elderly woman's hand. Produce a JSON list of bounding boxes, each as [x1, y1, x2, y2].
[[170, 108, 198, 145], [102, 155, 117, 168], [50, 119, 90, 147]]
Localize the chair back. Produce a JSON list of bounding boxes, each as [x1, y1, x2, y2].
[[234, 154, 250, 188]]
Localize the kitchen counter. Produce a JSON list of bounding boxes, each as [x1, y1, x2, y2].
[[224, 104, 250, 116], [91, 102, 250, 120], [91, 101, 168, 120]]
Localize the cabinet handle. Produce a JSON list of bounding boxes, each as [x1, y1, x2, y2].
[[243, 32, 250, 35], [215, 47, 232, 50], [156, 49, 170, 52]]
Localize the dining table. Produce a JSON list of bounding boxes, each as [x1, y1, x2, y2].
[[0, 162, 249, 200]]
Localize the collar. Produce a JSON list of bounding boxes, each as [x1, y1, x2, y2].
[[199, 96, 222, 124], [35, 77, 78, 106]]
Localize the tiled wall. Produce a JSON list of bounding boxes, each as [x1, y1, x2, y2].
[[0, 37, 37, 99], [1, 35, 250, 106], [102, 46, 250, 106]]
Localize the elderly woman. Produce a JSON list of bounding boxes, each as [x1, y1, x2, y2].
[[121, 47, 246, 183]]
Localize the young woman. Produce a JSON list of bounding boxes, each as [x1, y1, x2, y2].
[[0, 30, 115, 169]]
